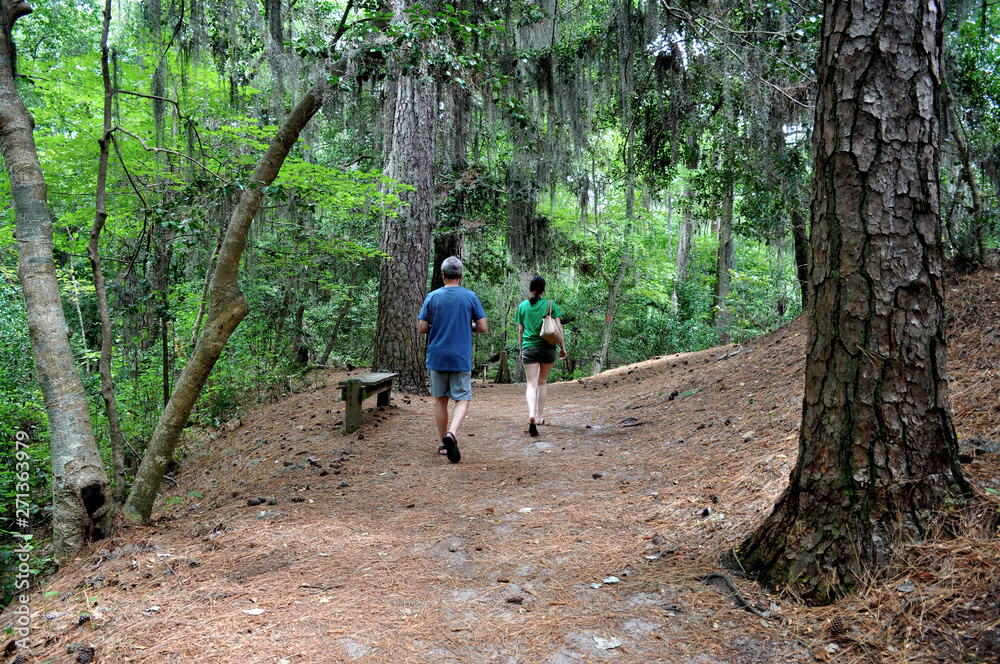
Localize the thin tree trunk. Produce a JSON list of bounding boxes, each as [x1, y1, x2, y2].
[[320, 296, 353, 366], [671, 211, 693, 315], [772, 104, 810, 310], [320, 265, 361, 365], [712, 178, 734, 341], [273, 287, 291, 353], [590, 257, 629, 376], [737, 0, 969, 604], [372, 31, 439, 394], [774, 231, 786, 318], [943, 74, 985, 264], [190, 237, 222, 347], [124, 83, 327, 523], [160, 310, 169, 405], [87, 0, 127, 506], [289, 303, 307, 369], [1, 0, 112, 564], [67, 254, 91, 372], [943, 162, 968, 258], [671, 144, 697, 315], [790, 206, 809, 309]]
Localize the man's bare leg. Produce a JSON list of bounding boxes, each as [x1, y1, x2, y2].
[[434, 397, 450, 439], [449, 399, 470, 436]]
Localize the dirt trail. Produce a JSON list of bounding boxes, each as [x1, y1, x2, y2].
[[8, 270, 1000, 664]]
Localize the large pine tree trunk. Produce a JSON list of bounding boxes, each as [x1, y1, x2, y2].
[[372, 44, 438, 394], [124, 86, 325, 523], [737, 0, 969, 604], [1, 0, 112, 564]]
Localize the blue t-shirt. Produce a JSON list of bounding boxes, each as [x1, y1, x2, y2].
[[418, 286, 487, 372]]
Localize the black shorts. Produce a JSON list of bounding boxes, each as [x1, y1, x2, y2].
[[522, 345, 557, 365]]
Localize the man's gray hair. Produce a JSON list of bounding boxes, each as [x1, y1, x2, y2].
[[441, 256, 463, 279]]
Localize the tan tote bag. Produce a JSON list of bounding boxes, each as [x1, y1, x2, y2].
[[540, 298, 564, 345]]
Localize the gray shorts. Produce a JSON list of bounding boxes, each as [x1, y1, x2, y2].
[[429, 370, 473, 401], [522, 345, 557, 365]]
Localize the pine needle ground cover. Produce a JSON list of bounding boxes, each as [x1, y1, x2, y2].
[[6, 269, 1000, 664]]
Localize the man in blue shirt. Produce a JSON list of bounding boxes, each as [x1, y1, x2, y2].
[[418, 256, 488, 463]]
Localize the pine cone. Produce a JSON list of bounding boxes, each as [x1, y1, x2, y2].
[[830, 616, 847, 636]]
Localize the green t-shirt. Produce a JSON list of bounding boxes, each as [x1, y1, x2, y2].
[[516, 297, 563, 348]]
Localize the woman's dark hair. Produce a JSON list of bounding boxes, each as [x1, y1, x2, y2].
[[528, 275, 546, 305]]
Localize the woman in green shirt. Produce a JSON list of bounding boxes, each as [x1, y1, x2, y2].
[[515, 275, 567, 436]]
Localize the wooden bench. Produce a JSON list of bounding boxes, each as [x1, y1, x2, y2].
[[339, 372, 398, 434]]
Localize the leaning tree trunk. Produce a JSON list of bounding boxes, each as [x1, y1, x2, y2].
[[124, 85, 326, 523], [371, 51, 439, 394], [736, 0, 969, 604], [87, 0, 127, 506], [1, 0, 112, 564]]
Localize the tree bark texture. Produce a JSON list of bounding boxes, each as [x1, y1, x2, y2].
[[372, 56, 439, 394], [737, 0, 969, 604], [87, 0, 127, 506], [1, 0, 113, 564], [124, 85, 325, 523]]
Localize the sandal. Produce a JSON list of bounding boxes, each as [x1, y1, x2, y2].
[[438, 445, 449, 456], [442, 432, 461, 463], [528, 417, 539, 437]]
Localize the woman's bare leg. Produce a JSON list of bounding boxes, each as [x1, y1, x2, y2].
[[537, 362, 554, 423], [524, 362, 540, 420]]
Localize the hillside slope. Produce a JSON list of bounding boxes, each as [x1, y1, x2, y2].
[[6, 269, 1000, 664]]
